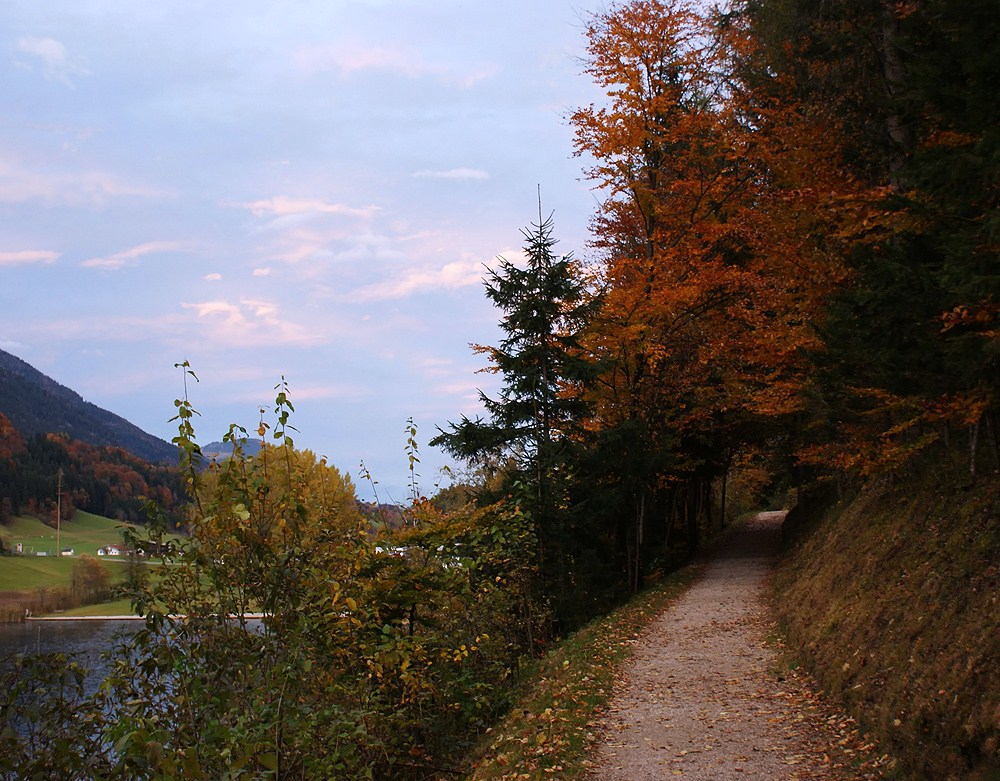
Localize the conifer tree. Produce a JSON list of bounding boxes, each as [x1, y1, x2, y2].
[[433, 209, 591, 488], [432, 207, 594, 625]]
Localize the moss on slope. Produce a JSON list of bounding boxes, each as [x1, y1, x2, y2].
[[773, 469, 999, 781]]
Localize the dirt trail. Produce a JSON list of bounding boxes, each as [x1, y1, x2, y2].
[[587, 511, 881, 780]]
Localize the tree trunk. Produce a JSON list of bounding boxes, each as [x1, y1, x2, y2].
[[720, 464, 729, 528], [664, 489, 677, 549], [969, 415, 981, 482], [880, 2, 911, 186], [686, 485, 700, 554], [633, 492, 645, 593], [989, 411, 1000, 471], [703, 479, 713, 534]]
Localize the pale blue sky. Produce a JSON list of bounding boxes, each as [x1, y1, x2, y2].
[[0, 0, 607, 500]]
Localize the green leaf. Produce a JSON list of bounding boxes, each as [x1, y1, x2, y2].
[[258, 752, 279, 771]]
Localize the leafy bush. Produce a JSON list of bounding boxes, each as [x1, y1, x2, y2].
[[2, 369, 546, 779], [71, 554, 111, 604]]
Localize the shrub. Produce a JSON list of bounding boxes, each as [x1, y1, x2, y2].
[[71, 555, 111, 604], [0, 373, 546, 779]]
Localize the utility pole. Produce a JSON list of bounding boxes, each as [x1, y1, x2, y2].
[[56, 467, 62, 557]]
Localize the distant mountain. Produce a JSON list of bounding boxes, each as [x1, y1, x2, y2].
[[199, 438, 263, 462], [0, 348, 178, 464]]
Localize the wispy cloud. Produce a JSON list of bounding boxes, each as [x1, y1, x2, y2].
[[291, 41, 494, 88], [0, 249, 59, 266], [240, 196, 377, 220], [218, 379, 368, 425], [82, 241, 184, 270], [292, 42, 425, 79], [204, 273, 222, 281], [255, 224, 406, 277], [232, 381, 365, 403], [251, 224, 343, 268], [0, 155, 165, 206], [19, 313, 185, 344], [15, 36, 89, 86], [180, 298, 324, 347], [413, 168, 490, 180], [240, 298, 278, 317], [354, 259, 483, 301], [434, 379, 495, 416]]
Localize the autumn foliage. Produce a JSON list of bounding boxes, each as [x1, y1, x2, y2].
[[562, 0, 998, 556], [0, 413, 183, 527], [431, 0, 998, 628]]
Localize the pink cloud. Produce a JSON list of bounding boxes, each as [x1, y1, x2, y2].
[[180, 298, 324, 347], [241, 196, 377, 220], [0, 249, 59, 266], [354, 259, 483, 301], [82, 241, 184, 270], [0, 155, 165, 207]]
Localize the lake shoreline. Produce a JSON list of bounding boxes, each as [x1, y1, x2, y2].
[[27, 614, 143, 621], [27, 612, 268, 622]]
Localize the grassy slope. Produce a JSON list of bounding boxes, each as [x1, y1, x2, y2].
[[56, 597, 136, 616], [0, 557, 131, 592], [1, 512, 138, 593], [5, 511, 134, 556], [772, 468, 1000, 781]]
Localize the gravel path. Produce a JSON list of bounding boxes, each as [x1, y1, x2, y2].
[[586, 511, 882, 780]]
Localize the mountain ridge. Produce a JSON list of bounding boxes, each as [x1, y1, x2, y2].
[[0, 348, 177, 464]]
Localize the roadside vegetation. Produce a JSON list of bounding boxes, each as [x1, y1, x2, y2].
[[463, 561, 704, 780]]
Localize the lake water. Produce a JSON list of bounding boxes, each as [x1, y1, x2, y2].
[[0, 617, 265, 696], [0, 619, 137, 694]]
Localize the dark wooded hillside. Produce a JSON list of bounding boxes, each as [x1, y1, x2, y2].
[[0, 412, 184, 530], [0, 348, 177, 465]]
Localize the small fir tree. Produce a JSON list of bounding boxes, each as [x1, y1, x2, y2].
[[432, 207, 595, 626]]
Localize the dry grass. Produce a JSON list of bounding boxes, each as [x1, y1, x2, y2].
[[772, 463, 1000, 781]]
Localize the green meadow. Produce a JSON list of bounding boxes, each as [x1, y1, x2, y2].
[[3, 510, 134, 557], [0, 511, 180, 598]]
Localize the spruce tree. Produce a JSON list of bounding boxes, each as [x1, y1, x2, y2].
[[434, 209, 591, 487], [432, 208, 594, 626]]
